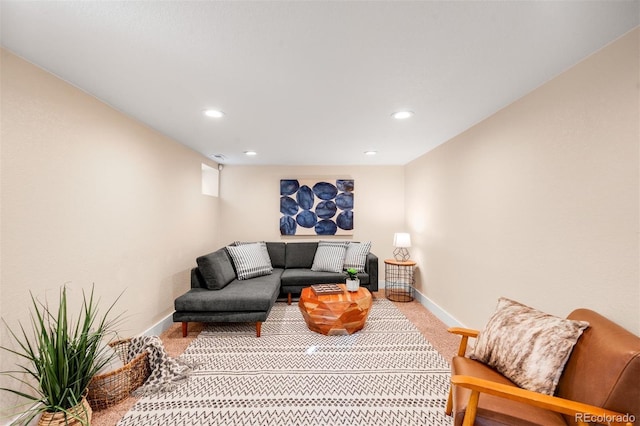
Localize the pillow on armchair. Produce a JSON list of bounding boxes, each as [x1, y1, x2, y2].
[[470, 297, 589, 395]]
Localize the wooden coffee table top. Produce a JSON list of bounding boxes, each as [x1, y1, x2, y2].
[[298, 284, 372, 335]]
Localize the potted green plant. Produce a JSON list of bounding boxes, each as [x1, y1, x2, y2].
[[345, 268, 360, 292], [1, 285, 122, 426]]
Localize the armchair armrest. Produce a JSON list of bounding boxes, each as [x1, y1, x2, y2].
[[448, 327, 479, 357], [451, 375, 633, 426], [448, 327, 479, 338]]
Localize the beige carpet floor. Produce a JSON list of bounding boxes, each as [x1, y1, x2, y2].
[[91, 291, 461, 426]]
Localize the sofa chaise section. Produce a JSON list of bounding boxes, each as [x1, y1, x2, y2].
[[173, 248, 281, 337]]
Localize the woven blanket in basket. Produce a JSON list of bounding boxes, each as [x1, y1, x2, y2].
[[128, 335, 193, 395]]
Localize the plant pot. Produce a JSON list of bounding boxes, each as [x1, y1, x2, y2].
[[38, 397, 92, 426], [346, 278, 360, 292]]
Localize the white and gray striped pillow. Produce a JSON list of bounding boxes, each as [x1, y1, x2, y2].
[[226, 242, 273, 280], [233, 241, 271, 265], [311, 241, 349, 273], [343, 241, 371, 272]]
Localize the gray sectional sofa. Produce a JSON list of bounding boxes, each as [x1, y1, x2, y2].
[[173, 241, 378, 337]]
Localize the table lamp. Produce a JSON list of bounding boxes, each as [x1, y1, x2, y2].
[[393, 232, 411, 262]]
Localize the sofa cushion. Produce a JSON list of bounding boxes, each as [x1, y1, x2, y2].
[[311, 241, 348, 272], [343, 241, 371, 272], [471, 297, 589, 395], [174, 269, 282, 313], [285, 242, 318, 268], [281, 269, 347, 287], [266, 242, 286, 268], [227, 243, 273, 280], [196, 248, 237, 290]]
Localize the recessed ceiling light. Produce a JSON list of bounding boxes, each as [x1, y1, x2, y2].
[[364, 151, 377, 156], [391, 111, 414, 120], [203, 109, 225, 118], [244, 150, 257, 156]]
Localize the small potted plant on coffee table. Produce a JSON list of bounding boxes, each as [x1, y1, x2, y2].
[[345, 268, 360, 292]]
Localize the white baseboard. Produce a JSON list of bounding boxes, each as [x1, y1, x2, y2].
[[141, 312, 175, 336], [413, 289, 464, 328], [382, 281, 463, 328]]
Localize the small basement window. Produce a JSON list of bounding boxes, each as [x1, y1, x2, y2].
[[201, 163, 219, 197]]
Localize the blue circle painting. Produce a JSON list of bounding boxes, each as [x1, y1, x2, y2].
[[336, 210, 354, 230], [280, 196, 299, 216], [337, 180, 354, 192], [280, 179, 300, 196], [296, 185, 314, 210], [316, 200, 337, 219], [297, 210, 317, 228], [313, 182, 338, 200], [315, 219, 337, 235], [279, 179, 354, 236], [280, 216, 297, 235], [335, 192, 353, 210]]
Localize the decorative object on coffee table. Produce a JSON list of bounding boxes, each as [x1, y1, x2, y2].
[[299, 284, 372, 335], [385, 259, 417, 302], [311, 284, 344, 295], [345, 267, 360, 292]]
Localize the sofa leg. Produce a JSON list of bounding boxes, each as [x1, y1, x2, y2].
[[182, 322, 188, 337], [445, 386, 453, 415], [256, 322, 262, 337], [287, 293, 292, 305]]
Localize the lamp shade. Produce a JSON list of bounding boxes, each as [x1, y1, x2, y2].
[[393, 233, 411, 248]]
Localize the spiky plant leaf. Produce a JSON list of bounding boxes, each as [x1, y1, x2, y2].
[[0, 285, 124, 425]]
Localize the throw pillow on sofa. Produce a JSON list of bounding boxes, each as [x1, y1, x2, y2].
[[196, 248, 238, 290], [311, 241, 349, 273], [343, 241, 371, 272], [226, 242, 274, 280], [470, 297, 589, 395], [232, 241, 272, 266]]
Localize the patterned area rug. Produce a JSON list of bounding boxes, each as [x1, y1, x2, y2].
[[117, 298, 453, 425]]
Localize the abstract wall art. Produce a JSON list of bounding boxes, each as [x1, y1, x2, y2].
[[280, 178, 354, 235]]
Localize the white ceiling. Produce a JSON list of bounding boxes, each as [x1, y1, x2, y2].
[[1, 1, 638, 166]]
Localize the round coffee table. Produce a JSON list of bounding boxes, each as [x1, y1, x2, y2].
[[298, 284, 372, 335]]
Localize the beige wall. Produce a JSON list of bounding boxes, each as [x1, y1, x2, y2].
[[218, 165, 405, 278], [0, 49, 222, 408], [405, 29, 639, 334]]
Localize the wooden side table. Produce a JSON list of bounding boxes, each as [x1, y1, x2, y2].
[[384, 259, 417, 302]]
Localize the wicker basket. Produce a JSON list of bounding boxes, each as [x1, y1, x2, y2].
[[87, 338, 151, 410]]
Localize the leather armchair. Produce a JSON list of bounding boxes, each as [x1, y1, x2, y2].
[[446, 309, 640, 426]]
